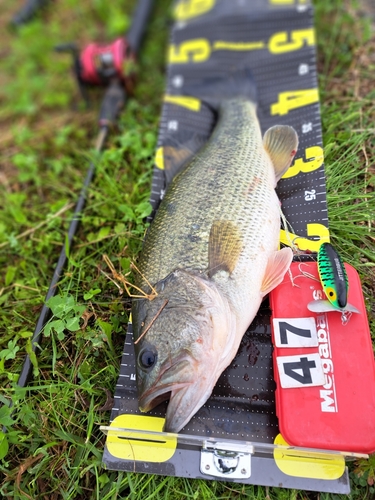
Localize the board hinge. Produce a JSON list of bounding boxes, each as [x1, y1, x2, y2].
[[200, 441, 254, 479]]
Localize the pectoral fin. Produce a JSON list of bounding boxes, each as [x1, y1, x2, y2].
[[261, 247, 293, 296], [263, 125, 298, 183], [208, 221, 243, 278], [307, 300, 361, 314]]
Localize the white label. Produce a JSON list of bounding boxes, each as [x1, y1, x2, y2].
[[277, 353, 325, 388], [273, 317, 318, 347], [172, 75, 184, 88], [298, 63, 309, 75], [302, 122, 313, 133], [168, 120, 179, 131]]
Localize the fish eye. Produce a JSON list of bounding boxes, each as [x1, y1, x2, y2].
[[139, 349, 157, 370]]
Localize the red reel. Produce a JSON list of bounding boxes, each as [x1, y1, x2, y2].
[[79, 37, 135, 90]]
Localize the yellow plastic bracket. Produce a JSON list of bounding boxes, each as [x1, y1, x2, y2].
[[273, 434, 346, 480], [106, 414, 178, 463], [154, 147, 164, 170]]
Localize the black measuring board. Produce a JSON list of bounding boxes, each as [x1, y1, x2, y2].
[[150, 0, 329, 255], [102, 1, 352, 493]]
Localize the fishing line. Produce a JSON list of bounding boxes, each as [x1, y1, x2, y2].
[[279, 206, 298, 253]]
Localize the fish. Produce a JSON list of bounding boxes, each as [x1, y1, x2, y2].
[[307, 242, 360, 314], [131, 73, 298, 433]]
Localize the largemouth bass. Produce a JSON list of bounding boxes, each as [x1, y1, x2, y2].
[[132, 79, 298, 433]]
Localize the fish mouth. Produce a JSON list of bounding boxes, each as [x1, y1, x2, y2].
[[138, 354, 217, 433], [140, 380, 212, 434], [138, 357, 193, 413], [139, 381, 191, 414], [164, 383, 210, 433]]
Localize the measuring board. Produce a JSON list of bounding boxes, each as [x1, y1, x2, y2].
[[102, 0, 362, 493]]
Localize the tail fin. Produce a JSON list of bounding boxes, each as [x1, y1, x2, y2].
[[180, 69, 257, 112]]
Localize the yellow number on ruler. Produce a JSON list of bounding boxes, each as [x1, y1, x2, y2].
[[174, 0, 216, 20], [271, 89, 319, 116], [169, 39, 211, 63], [282, 145, 324, 179], [164, 95, 201, 111], [269, 29, 315, 54], [280, 223, 330, 252]]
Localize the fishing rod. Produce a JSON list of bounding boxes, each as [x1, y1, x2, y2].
[[16, 0, 154, 390], [10, 0, 51, 28]]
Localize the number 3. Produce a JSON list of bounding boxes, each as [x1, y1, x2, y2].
[[282, 145, 324, 179]]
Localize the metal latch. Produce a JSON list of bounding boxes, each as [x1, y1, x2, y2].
[[200, 441, 253, 479]]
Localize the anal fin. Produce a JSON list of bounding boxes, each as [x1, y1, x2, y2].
[[261, 247, 293, 296]]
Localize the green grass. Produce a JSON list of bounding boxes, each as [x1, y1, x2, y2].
[[0, 0, 374, 498]]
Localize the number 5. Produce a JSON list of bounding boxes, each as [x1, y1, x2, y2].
[[269, 29, 315, 54], [169, 39, 211, 64], [174, 0, 216, 21]]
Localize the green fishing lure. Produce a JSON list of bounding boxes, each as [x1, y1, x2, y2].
[[307, 242, 360, 314], [318, 242, 348, 309]]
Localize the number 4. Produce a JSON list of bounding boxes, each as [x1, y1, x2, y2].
[[284, 357, 316, 384], [277, 353, 325, 388], [271, 89, 319, 116]]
